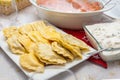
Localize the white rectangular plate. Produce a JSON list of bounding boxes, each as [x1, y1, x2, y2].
[[0, 28, 95, 80]]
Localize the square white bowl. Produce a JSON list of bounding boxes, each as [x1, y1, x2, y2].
[[84, 21, 120, 61]]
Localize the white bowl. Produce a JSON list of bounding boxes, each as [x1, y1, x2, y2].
[[84, 21, 120, 61], [30, 0, 115, 30]]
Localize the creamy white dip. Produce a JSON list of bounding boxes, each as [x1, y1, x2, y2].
[[86, 22, 120, 61], [87, 22, 120, 49]]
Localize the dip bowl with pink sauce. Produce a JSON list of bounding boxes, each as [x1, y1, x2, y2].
[[30, 0, 115, 29]]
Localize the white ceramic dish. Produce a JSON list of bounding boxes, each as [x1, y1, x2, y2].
[[29, 0, 115, 30], [84, 21, 120, 61], [104, 0, 120, 19], [0, 26, 95, 80]]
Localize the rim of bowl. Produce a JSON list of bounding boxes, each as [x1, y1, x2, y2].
[[30, 0, 114, 15]]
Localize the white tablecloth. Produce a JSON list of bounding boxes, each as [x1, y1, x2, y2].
[[0, 6, 120, 80]]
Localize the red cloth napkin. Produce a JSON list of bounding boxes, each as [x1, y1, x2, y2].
[[62, 29, 108, 68]]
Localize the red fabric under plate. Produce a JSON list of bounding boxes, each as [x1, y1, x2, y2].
[[62, 29, 107, 68]]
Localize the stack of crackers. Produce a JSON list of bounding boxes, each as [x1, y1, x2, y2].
[[0, 0, 31, 15]]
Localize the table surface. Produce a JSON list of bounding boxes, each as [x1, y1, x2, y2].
[[0, 5, 120, 80]]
